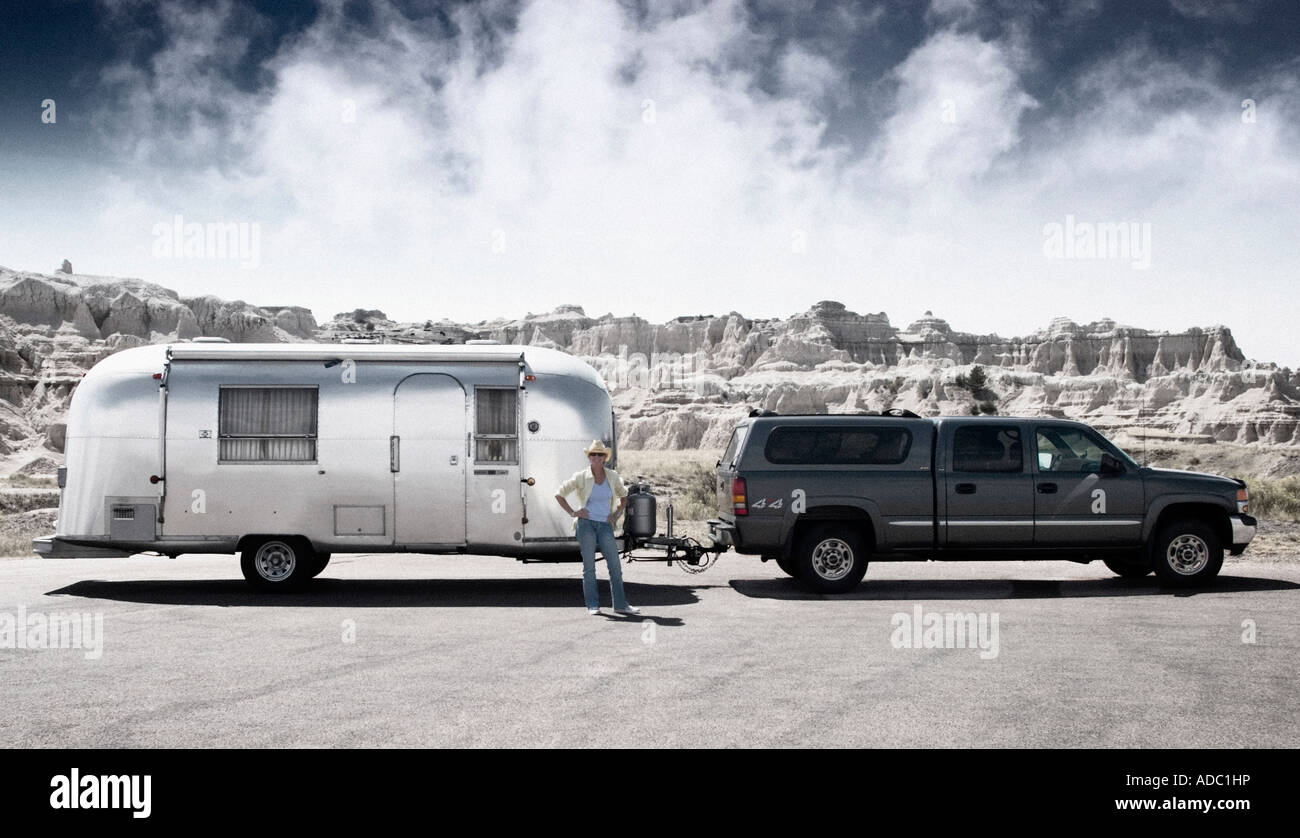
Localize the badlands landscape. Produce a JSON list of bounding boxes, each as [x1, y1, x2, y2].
[[2, 263, 1298, 557]]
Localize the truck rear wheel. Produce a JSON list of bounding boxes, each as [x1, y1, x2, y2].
[[1103, 553, 1152, 578], [1151, 519, 1223, 587], [797, 524, 868, 593], [772, 554, 801, 578], [241, 537, 315, 591]]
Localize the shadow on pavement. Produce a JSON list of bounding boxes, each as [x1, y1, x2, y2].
[[46, 577, 715, 615], [730, 574, 1300, 601]]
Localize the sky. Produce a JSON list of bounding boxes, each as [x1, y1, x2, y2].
[[1, 0, 1298, 366]]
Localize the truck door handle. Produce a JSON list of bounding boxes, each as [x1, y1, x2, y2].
[[1037, 483, 1058, 494], [955, 483, 976, 494]]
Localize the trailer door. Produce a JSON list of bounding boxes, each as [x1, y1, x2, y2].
[[393, 374, 467, 546]]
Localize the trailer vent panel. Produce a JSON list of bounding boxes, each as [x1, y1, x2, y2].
[[107, 502, 156, 541]]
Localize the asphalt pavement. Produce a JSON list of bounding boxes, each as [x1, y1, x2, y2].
[[2, 552, 1296, 747]]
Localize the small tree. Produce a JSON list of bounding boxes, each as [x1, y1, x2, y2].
[[966, 365, 988, 393]]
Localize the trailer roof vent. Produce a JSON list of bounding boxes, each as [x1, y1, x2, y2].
[[191, 336, 231, 343], [465, 339, 500, 345]]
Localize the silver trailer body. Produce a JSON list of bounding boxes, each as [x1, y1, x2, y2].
[[38, 343, 614, 560]]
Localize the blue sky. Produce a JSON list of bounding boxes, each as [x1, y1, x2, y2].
[[1, 0, 1298, 365]]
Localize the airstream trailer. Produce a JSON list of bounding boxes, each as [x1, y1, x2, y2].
[[33, 342, 618, 589]]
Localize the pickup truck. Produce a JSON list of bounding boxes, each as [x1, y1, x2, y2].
[[707, 413, 1256, 592]]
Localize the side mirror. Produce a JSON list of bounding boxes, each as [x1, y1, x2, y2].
[[1100, 453, 1124, 476]]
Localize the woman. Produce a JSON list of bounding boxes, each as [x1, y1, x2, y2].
[[555, 440, 640, 616]]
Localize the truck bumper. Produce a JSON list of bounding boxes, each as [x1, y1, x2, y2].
[[707, 519, 737, 548], [1229, 514, 1257, 555]]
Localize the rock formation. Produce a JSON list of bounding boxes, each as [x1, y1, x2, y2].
[[2, 264, 1298, 478]]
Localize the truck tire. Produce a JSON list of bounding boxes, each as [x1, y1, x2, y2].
[[797, 524, 868, 594], [1103, 553, 1152, 578], [241, 537, 315, 591], [1151, 519, 1223, 587], [773, 554, 801, 578]]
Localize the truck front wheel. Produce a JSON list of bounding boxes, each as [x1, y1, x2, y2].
[[1151, 519, 1223, 587], [241, 537, 315, 591], [797, 524, 868, 593]]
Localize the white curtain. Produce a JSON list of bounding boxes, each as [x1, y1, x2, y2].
[[219, 387, 317, 462]]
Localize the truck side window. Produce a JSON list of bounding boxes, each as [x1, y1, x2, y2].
[[952, 426, 1022, 473], [218, 386, 318, 463], [475, 388, 517, 464], [764, 427, 912, 465], [1035, 428, 1107, 473]]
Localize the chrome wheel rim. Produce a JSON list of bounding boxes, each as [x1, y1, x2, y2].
[[811, 538, 854, 581], [1166, 534, 1209, 575], [255, 541, 297, 582]]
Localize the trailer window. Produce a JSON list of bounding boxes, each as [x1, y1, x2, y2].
[[475, 388, 517, 464], [218, 387, 318, 463]]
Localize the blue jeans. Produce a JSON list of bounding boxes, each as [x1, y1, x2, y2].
[[576, 517, 629, 610]]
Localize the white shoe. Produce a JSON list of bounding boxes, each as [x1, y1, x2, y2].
[[614, 605, 641, 615], [587, 608, 601, 615]]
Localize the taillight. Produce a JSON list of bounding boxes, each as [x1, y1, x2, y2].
[[1237, 487, 1249, 514], [732, 477, 748, 516]]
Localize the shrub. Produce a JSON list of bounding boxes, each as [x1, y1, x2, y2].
[[1249, 477, 1300, 522]]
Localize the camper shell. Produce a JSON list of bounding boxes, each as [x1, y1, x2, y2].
[[36, 342, 617, 585]]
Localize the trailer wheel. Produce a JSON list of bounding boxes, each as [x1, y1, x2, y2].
[[1102, 553, 1152, 578], [307, 552, 331, 578], [797, 524, 868, 594], [1152, 519, 1223, 587], [241, 537, 314, 591]]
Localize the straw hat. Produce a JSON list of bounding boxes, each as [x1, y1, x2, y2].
[[583, 440, 613, 457]]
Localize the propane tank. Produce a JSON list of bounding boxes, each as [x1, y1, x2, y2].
[[624, 482, 657, 544]]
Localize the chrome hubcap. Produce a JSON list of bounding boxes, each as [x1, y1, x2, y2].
[[255, 541, 297, 582], [1166, 534, 1209, 575], [811, 538, 854, 581]]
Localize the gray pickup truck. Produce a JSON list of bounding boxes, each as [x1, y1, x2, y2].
[[707, 413, 1256, 592]]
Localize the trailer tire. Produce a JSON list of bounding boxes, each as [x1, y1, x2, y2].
[[797, 524, 868, 594], [1151, 518, 1223, 587], [241, 537, 315, 591], [308, 552, 331, 578]]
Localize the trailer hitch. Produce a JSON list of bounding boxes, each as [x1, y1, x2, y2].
[[620, 498, 727, 573], [623, 534, 726, 574]]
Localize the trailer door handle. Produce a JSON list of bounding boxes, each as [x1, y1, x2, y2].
[[390, 435, 399, 472], [1037, 483, 1058, 494], [955, 483, 976, 494]]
